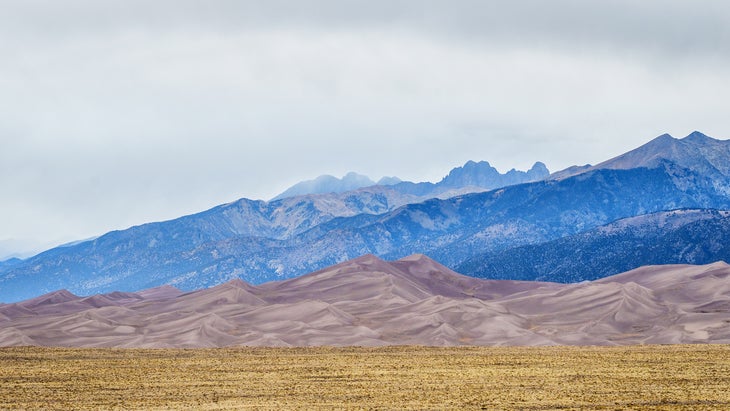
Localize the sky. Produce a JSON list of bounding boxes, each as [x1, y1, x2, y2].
[[1, 0, 730, 258]]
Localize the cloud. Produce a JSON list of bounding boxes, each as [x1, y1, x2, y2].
[[1, 1, 729, 249], [4, 1, 729, 56]]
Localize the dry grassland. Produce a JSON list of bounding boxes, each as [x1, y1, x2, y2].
[[1, 345, 729, 410]]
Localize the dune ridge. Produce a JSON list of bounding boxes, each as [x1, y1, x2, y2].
[[1, 255, 729, 348]]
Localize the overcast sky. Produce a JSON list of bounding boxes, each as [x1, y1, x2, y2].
[[2, 0, 729, 257]]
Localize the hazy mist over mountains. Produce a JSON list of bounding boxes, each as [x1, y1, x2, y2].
[[271, 161, 549, 201], [4, 2, 730, 350], [1, 131, 729, 305], [3, 130, 730, 348], [271, 172, 394, 201]]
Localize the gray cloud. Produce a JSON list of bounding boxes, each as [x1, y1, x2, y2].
[[1, 1, 729, 255], [4, 1, 729, 56]]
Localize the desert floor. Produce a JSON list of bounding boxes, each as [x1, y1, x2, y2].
[[1, 345, 729, 410]]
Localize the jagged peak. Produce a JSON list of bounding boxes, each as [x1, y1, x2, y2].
[[377, 176, 402, 186], [271, 172, 376, 201], [554, 131, 728, 181], [438, 159, 548, 189], [439, 161, 498, 182], [652, 132, 675, 141], [341, 171, 372, 182], [463, 160, 493, 169], [645, 131, 720, 146], [634, 133, 679, 152], [682, 130, 717, 143]]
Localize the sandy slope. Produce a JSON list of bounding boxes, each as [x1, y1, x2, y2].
[[1, 255, 728, 347]]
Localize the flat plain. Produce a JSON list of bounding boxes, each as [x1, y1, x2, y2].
[[1, 345, 729, 410]]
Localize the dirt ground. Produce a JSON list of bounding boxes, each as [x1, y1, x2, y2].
[[1, 344, 729, 410]]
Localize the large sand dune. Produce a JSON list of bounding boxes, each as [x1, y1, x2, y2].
[[1, 254, 729, 347]]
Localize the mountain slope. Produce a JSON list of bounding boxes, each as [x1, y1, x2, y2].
[[272, 172, 382, 201], [1, 132, 728, 302], [1, 255, 728, 348], [0, 258, 22, 271], [551, 131, 730, 194], [457, 209, 730, 282], [0, 186, 420, 302], [1, 159, 728, 302], [290, 162, 730, 270]]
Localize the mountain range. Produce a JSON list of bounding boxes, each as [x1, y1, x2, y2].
[[2, 254, 728, 347], [271, 160, 549, 200], [551, 131, 730, 193], [458, 208, 730, 282], [0, 131, 728, 304], [0, 160, 549, 302], [271, 172, 400, 200]]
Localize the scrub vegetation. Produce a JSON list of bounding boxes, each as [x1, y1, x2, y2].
[[1, 345, 729, 410]]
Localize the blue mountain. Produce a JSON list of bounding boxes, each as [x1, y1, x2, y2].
[[1, 158, 727, 303], [289, 161, 730, 270], [0, 258, 22, 272], [272, 161, 550, 200], [271, 172, 382, 200], [388, 161, 549, 198], [0, 132, 727, 303], [552, 131, 730, 188], [457, 209, 730, 282], [0, 160, 548, 302]]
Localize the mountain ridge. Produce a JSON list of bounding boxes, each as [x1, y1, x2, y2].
[[1, 156, 728, 302], [551, 131, 730, 191], [1, 131, 728, 303], [457, 209, 730, 282], [272, 160, 550, 201], [271, 172, 385, 201]]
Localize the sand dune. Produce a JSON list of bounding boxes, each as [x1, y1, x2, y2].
[[1, 255, 729, 347]]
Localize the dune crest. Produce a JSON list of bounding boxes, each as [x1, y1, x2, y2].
[[1, 255, 729, 348]]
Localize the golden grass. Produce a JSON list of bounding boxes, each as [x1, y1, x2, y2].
[[1, 345, 729, 410]]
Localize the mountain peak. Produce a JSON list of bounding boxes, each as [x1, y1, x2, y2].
[[464, 159, 487, 167], [272, 172, 376, 201], [271, 159, 550, 201], [683, 130, 715, 143], [342, 171, 368, 181], [272, 172, 404, 200], [438, 160, 549, 190], [553, 131, 728, 181], [528, 161, 549, 176], [650, 132, 675, 143], [377, 176, 402, 186]]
